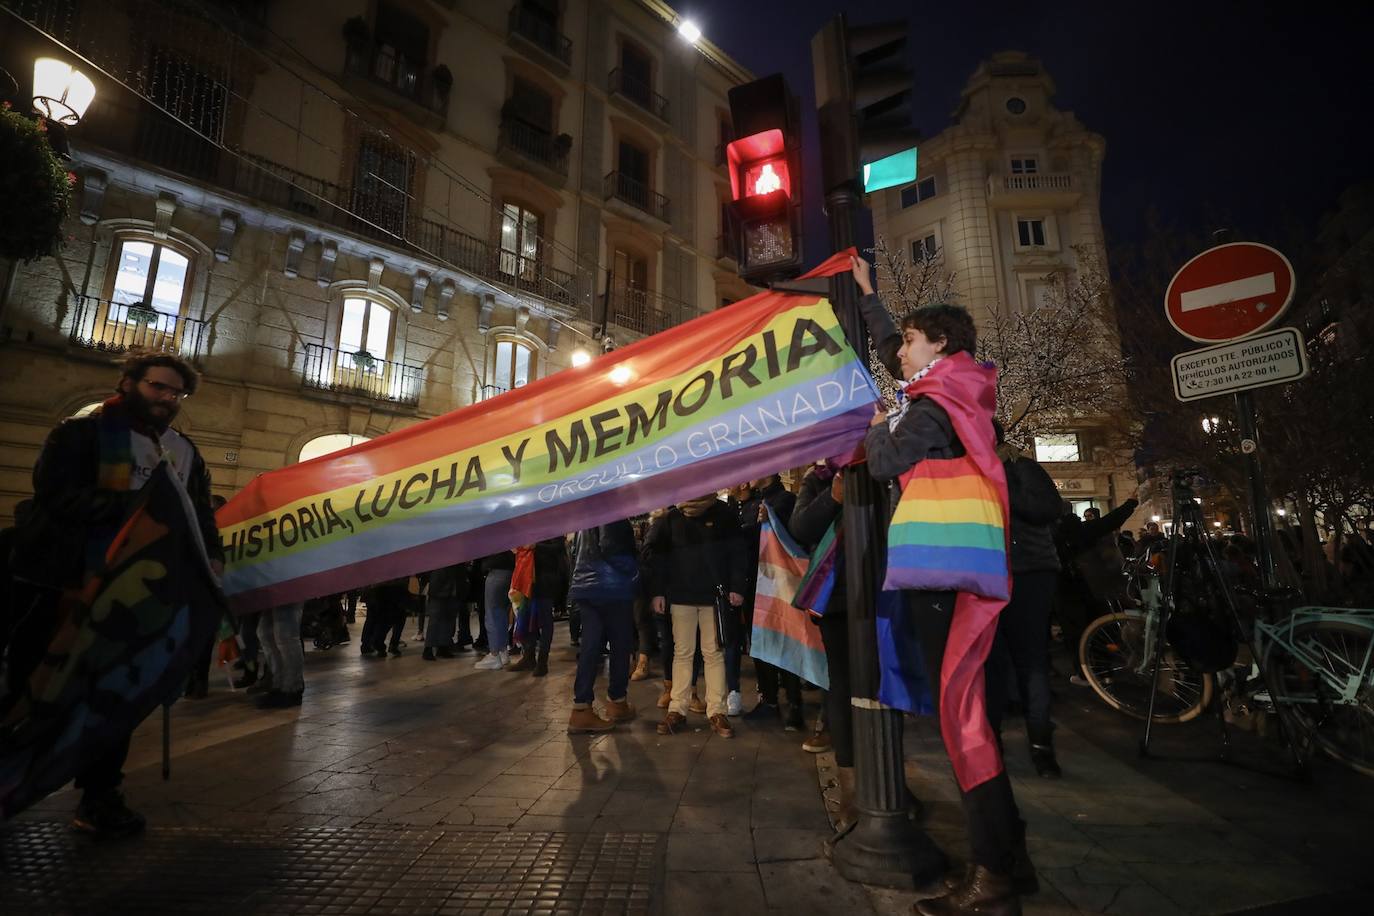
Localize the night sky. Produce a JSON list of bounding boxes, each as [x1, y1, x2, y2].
[[678, 0, 1372, 265]]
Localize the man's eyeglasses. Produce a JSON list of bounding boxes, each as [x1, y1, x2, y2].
[[140, 379, 190, 401]]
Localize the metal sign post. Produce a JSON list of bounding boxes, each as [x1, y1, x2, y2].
[[1235, 390, 1276, 587]]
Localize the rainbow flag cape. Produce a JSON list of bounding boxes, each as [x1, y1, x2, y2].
[[750, 505, 828, 689], [216, 251, 880, 612]]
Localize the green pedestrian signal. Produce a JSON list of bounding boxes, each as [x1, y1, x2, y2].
[[862, 146, 918, 193]]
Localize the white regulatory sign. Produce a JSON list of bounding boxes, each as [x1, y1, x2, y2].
[[1171, 327, 1309, 402]]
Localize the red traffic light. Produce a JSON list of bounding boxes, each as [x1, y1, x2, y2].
[[727, 130, 792, 202]]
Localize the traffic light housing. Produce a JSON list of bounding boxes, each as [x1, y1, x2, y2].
[[726, 74, 803, 284], [812, 17, 920, 193]]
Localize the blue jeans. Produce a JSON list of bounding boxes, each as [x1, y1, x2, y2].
[[484, 570, 512, 653], [572, 599, 633, 704]]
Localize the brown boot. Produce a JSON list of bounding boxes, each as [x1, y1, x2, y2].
[[657, 680, 673, 709], [507, 649, 534, 672], [708, 714, 734, 738], [916, 865, 1020, 916], [688, 692, 707, 715], [605, 697, 636, 723], [630, 653, 651, 681], [567, 706, 615, 734], [656, 711, 686, 735]]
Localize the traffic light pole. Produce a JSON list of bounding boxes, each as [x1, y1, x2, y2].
[[827, 183, 947, 888]]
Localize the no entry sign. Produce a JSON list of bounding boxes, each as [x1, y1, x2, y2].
[[1164, 242, 1295, 342]]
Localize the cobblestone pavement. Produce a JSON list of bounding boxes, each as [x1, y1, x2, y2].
[[2, 622, 1370, 914]]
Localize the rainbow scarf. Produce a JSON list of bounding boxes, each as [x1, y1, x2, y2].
[[884, 352, 1011, 793]]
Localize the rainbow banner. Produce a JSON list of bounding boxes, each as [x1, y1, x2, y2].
[[217, 251, 880, 612]]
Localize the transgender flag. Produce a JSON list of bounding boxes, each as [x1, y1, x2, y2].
[[750, 505, 828, 689]]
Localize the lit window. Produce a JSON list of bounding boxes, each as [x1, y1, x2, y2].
[[493, 338, 537, 391], [338, 297, 394, 372], [1068, 499, 1097, 517], [499, 203, 541, 280], [1017, 218, 1047, 247], [110, 239, 191, 322], [1034, 433, 1080, 463], [1010, 157, 1038, 174], [299, 434, 371, 463]]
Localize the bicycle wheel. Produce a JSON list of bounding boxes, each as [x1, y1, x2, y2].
[[1079, 611, 1214, 723], [1264, 619, 1374, 778]]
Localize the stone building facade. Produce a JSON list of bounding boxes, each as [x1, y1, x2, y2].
[[0, 0, 756, 524], [871, 51, 1138, 517]]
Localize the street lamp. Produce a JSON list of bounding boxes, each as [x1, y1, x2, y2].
[[677, 19, 702, 43], [1151, 514, 1161, 523], [1201, 416, 1220, 434], [1276, 508, 1287, 517], [32, 58, 95, 126], [570, 348, 592, 368]]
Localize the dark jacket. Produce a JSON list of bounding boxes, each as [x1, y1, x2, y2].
[[568, 520, 639, 602], [1003, 455, 1062, 574], [737, 480, 797, 602], [648, 500, 747, 605], [427, 562, 470, 600], [789, 467, 847, 616], [1071, 499, 1139, 602], [14, 414, 222, 589], [530, 537, 570, 600], [857, 291, 965, 483], [480, 550, 515, 574]]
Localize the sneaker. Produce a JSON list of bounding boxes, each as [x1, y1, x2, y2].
[[422, 647, 436, 661], [688, 693, 707, 715], [473, 652, 504, 671], [726, 690, 742, 717], [708, 714, 735, 739], [1069, 674, 1090, 688], [802, 729, 832, 753], [656, 711, 687, 735], [604, 697, 636, 723], [71, 791, 146, 838], [784, 706, 806, 732], [568, 706, 615, 734]]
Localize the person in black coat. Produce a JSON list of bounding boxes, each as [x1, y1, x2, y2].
[[648, 494, 746, 738], [507, 537, 570, 677], [984, 436, 1065, 778]]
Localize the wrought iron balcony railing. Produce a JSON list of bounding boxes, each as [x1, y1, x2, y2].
[[343, 39, 448, 116], [69, 295, 208, 362], [604, 286, 693, 337], [498, 118, 569, 176], [507, 6, 572, 67], [603, 171, 670, 223], [608, 68, 669, 122], [303, 343, 423, 406]]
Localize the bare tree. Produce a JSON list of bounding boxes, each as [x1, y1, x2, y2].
[[873, 237, 1132, 448]]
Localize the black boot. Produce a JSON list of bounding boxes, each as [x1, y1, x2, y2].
[[917, 865, 1020, 916], [533, 647, 549, 677], [1028, 725, 1062, 779], [72, 790, 146, 839]]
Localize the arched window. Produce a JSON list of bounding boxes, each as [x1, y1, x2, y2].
[[110, 239, 192, 321], [491, 336, 537, 394], [299, 433, 371, 463], [337, 296, 395, 371]]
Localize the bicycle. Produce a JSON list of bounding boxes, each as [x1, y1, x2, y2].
[[1077, 468, 1374, 778]]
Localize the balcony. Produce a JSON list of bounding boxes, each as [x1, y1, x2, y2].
[[228, 154, 577, 307], [507, 6, 572, 74], [303, 343, 423, 406], [603, 286, 693, 337], [985, 172, 1079, 208], [603, 171, 670, 224], [69, 295, 208, 363], [608, 68, 669, 124], [497, 118, 570, 186], [479, 384, 511, 401], [342, 40, 449, 127]]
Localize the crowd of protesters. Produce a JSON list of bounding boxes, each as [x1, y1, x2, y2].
[[6, 266, 1374, 915]]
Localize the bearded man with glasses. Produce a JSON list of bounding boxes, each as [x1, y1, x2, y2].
[[7, 349, 223, 837]]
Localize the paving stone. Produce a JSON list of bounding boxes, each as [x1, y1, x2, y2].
[[759, 860, 877, 914], [665, 829, 756, 872]]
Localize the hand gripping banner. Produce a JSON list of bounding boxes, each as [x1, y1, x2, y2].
[[216, 251, 880, 612]]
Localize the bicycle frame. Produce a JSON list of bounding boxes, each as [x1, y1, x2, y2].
[[1256, 606, 1374, 706]]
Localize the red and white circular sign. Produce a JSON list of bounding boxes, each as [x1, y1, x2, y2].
[[1164, 242, 1295, 343]]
